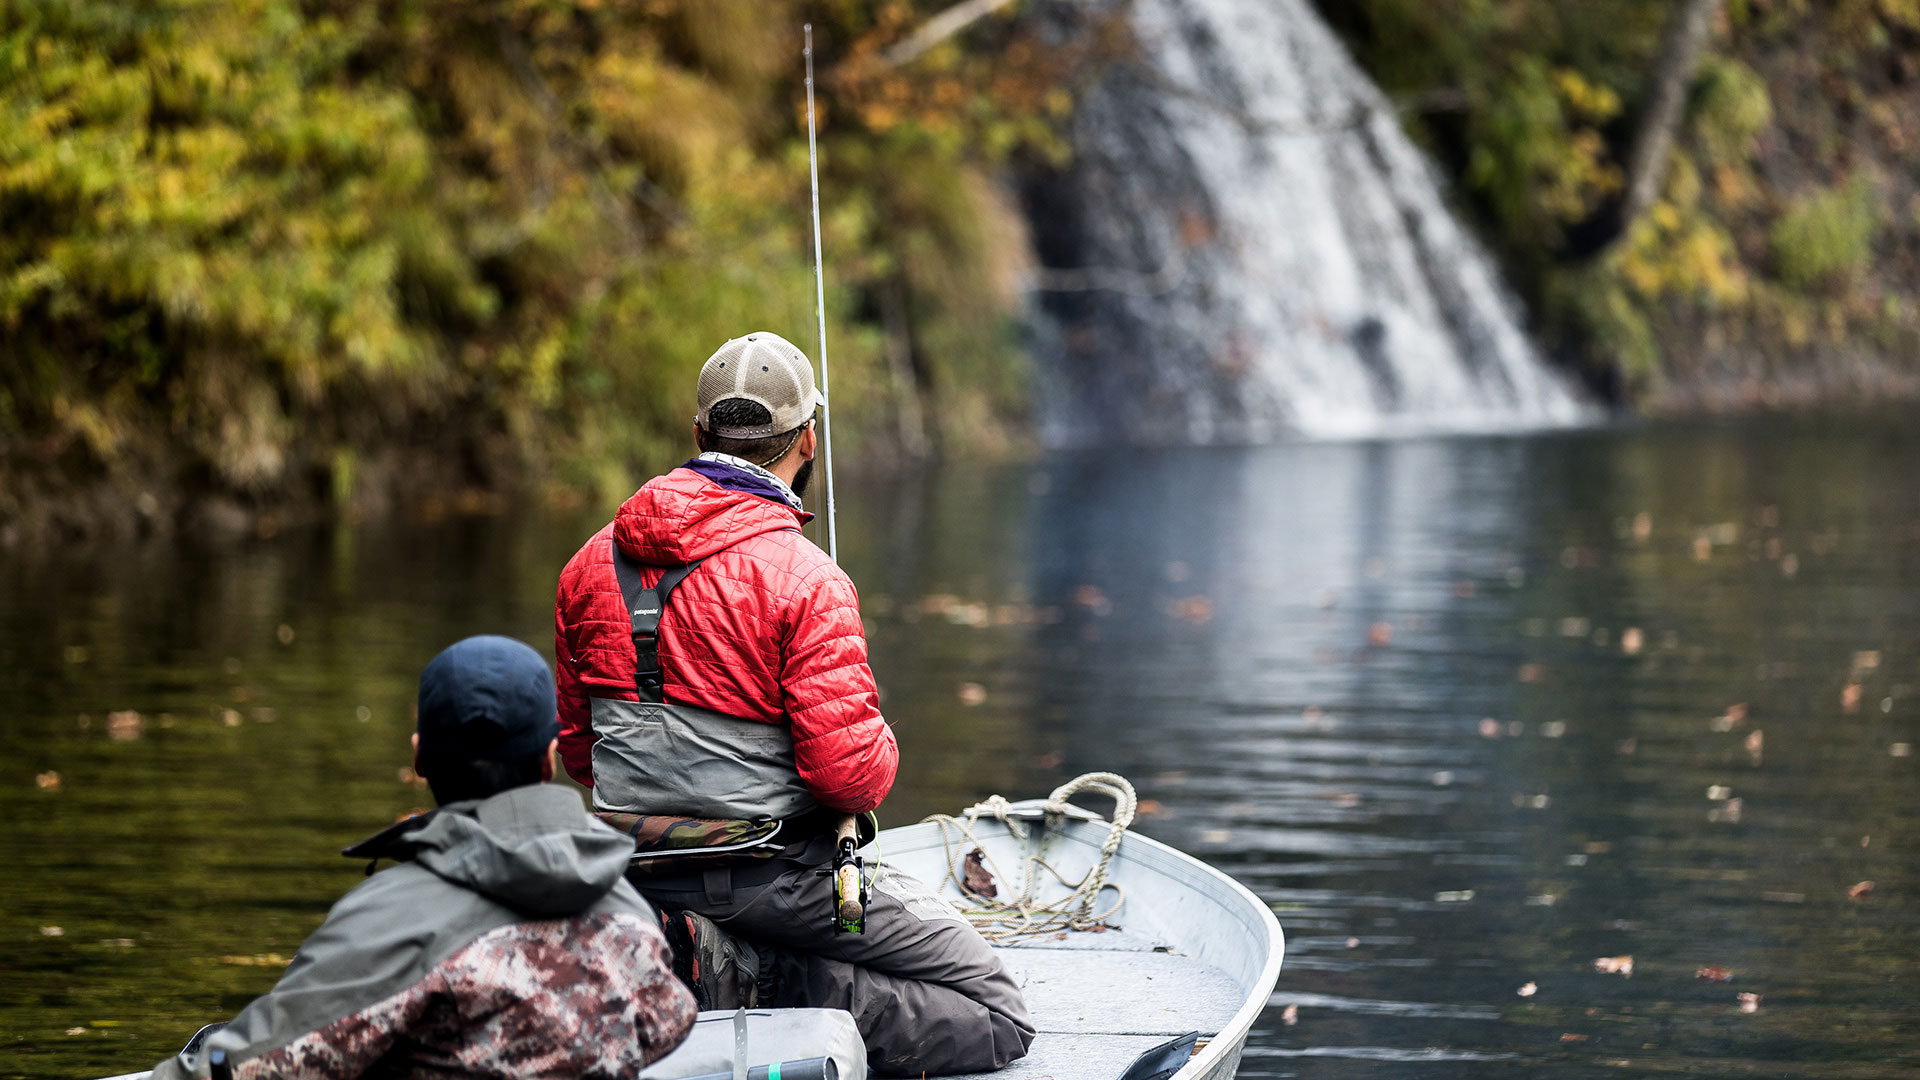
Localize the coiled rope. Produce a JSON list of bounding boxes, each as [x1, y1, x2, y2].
[[922, 772, 1137, 943]]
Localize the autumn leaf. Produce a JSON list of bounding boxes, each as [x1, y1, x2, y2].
[[1592, 955, 1634, 976], [962, 849, 997, 899]]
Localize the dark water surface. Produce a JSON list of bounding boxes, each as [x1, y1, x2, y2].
[[4, 417, 1917, 1078]]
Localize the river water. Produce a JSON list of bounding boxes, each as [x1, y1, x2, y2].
[[3, 416, 1916, 1078]]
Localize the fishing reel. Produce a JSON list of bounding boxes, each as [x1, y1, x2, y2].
[[817, 814, 868, 934]]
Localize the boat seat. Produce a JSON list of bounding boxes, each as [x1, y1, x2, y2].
[[940, 945, 1243, 1080]]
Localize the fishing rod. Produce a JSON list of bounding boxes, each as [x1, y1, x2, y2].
[[805, 24, 839, 566], [805, 22, 865, 936]]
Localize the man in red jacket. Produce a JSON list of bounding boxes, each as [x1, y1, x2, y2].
[[553, 332, 1033, 1076]]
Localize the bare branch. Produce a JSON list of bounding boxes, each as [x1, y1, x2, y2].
[[880, 0, 1021, 68]]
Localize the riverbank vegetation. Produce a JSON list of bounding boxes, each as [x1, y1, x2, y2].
[[1313, 0, 1920, 407], [6, 0, 1917, 536], [1, 0, 1074, 534]]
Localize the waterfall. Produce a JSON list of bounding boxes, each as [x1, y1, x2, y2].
[[1026, 0, 1591, 444]]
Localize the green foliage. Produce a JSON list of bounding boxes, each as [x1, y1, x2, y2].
[[0, 0, 1064, 518], [1770, 175, 1880, 291], [1691, 57, 1772, 166], [1318, 0, 1920, 401]]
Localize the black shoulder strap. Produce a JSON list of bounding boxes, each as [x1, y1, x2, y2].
[[611, 539, 704, 703]]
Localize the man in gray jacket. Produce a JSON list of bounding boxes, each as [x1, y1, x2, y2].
[[153, 635, 696, 1080]]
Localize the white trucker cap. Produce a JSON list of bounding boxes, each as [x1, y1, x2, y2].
[[694, 332, 826, 439]]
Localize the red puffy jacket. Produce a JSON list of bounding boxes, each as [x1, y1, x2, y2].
[[553, 466, 897, 815]]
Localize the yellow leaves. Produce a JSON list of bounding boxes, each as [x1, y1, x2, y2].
[[1616, 184, 1749, 307], [1551, 68, 1621, 123], [1875, 0, 1920, 30], [587, 51, 749, 192]]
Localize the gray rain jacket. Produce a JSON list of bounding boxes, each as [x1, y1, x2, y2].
[[152, 783, 695, 1080]]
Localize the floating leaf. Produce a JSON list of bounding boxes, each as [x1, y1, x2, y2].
[[35, 771, 61, 791], [105, 710, 144, 741], [1169, 596, 1213, 623], [1070, 585, 1111, 615], [1592, 955, 1634, 976], [1738, 992, 1761, 1013], [1281, 1003, 1299, 1025], [1847, 880, 1874, 901], [962, 848, 997, 899], [1517, 982, 1538, 997], [956, 682, 987, 706], [220, 953, 289, 967], [1696, 966, 1733, 982]]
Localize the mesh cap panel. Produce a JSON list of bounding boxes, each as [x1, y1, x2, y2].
[[694, 332, 823, 438]]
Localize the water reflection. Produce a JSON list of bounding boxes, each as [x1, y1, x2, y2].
[[3, 417, 1916, 1079]]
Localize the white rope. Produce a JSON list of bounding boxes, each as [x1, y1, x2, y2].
[[921, 772, 1138, 943]]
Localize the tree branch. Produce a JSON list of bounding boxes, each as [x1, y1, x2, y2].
[[879, 0, 1021, 68], [1596, 0, 1724, 255]]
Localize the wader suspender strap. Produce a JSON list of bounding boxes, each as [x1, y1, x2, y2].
[[611, 539, 705, 704]]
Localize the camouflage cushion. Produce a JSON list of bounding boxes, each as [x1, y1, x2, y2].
[[594, 812, 783, 871]]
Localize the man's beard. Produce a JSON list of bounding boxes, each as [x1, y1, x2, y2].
[[791, 457, 814, 499]]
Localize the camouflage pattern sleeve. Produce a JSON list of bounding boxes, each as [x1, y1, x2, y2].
[[235, 913, 695, 1080]]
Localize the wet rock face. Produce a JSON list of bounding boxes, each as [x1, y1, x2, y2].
[[1026, 0, 1588, 445]]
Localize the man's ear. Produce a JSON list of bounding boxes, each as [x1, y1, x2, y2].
[[692, 423, 707, 453], [411, 733, 422, 778], [541, 738, 558, 783], [798, 420, 818, 460]]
